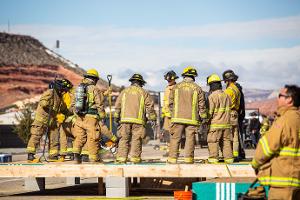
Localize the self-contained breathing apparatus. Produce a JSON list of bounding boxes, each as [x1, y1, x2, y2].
[[74, 83, 88, 115]]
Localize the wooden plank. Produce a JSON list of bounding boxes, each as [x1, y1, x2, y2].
[[0, 163, 256, 178], [122, 164, 180, 177], [227, 164, 256, 177], [0, 164, 123, 177], [179, 164, 230, 177]]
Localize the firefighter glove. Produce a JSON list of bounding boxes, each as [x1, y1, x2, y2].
[[56, 113, 65, 124]]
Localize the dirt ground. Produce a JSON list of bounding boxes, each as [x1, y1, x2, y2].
[[0, 144, 255, 199]]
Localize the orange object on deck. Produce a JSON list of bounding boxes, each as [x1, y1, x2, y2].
[[174, 190, 193, 200]]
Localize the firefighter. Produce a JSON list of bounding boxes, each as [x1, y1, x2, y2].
[[251, 85, 300, 200], [161, 70, 179, 155], [56, 79, 75, 161], [26, 79, 70, 162], [72, 69, 106, 164], [206, 74, 233, 164], [114, 74, 157, 164], [167, 66, 207, 164], [80, 87, 117, 162], [222, 70, 242, 161]]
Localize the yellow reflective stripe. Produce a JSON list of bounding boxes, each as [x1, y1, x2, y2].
[[111, 135, 117, 142], [114, 112, 120, 118], [171, 117, 199, 125], [259, 176, 300, 187], [130, 157, 141, 162], [233, 151, 239, 157], [174, 89, 179, 119], [87, 90, 94, 108], [251, 159, 260, 169], [49, 149, 59, 155], [184, 157, 194, 163], [121, 93, 126, 119], [72, 148, 80, 154], [121, 118, 144, 125], [138, 95, 144, 121], [209, 107, 231, 115], [224, 158, 234, 164], [209, 124, 231, 129], [26, 147, 36, 153], [67, 148, 73, 152], [167, 157, 177, 163], [192, 91, 197, 122], [279, 147, 300, 157], [60, 148, 67, 154], [259, 136, 273, 157], [81, 150, 89, 155], [116, 157, 127, 162], [208, 158, 218, 163], [164, 112, 171, 117], [200, 113, 207, 119]]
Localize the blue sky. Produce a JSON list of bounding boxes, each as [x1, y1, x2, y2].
[[1, 0, 300, 90]]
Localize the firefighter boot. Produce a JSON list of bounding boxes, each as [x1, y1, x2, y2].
[[48, 155, 59, 162], [70, 153, 82, 164], [58, 155, 65, 162], [27, 153, 39, 163], [81, 154, 89, 162]]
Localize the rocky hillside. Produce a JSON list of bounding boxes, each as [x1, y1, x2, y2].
[[0, 32, 114, 109]]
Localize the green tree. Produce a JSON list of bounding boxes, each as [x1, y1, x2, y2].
[[13, 103, 36, 143]]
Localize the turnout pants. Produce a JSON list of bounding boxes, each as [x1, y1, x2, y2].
[[268, 187, 300, 200], [73, 116, 100, 161], [59, 121, 74, 156], [116, 123, 145, 163], [27, 123, 59, 156], [230, 110, 239, 157], [168, 123, 198, 163], [81, 121, 115, 156], [207, 128, 233, 163]]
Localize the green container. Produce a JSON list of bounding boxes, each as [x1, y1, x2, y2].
[[192, 182, 268, 200]]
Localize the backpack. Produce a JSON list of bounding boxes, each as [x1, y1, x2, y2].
[[75, 83, 88, 115]]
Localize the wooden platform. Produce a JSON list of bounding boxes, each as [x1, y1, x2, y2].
[[0, 162, 256, 178]]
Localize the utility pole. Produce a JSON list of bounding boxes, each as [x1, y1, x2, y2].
[[7, 20, 10, 33]]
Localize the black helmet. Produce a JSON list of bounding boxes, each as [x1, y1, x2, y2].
[[49, 79, 73, 92], [164, 70, 179, 81], [61, 79, 73, 90], [222, 70, 238, 81], [129, 74, 146, 84]]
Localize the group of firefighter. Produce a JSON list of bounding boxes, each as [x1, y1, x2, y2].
[[25, 66, 300, 199]]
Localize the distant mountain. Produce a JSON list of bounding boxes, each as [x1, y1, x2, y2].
[[243, 88, 276, 103], [0, 32, 117, 110]]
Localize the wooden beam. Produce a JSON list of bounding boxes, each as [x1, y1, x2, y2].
[[0, 164, 123, 178], [0, 163, 256, 178], [226, 164, 256, 177]]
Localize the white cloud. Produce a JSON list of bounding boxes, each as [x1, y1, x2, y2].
[[1, 15, 300, 90]]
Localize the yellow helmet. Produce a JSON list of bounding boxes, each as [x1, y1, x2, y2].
[[207, 74, 221, 85], [182, 66, 198, 77], [84, 69, 99, 79]]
